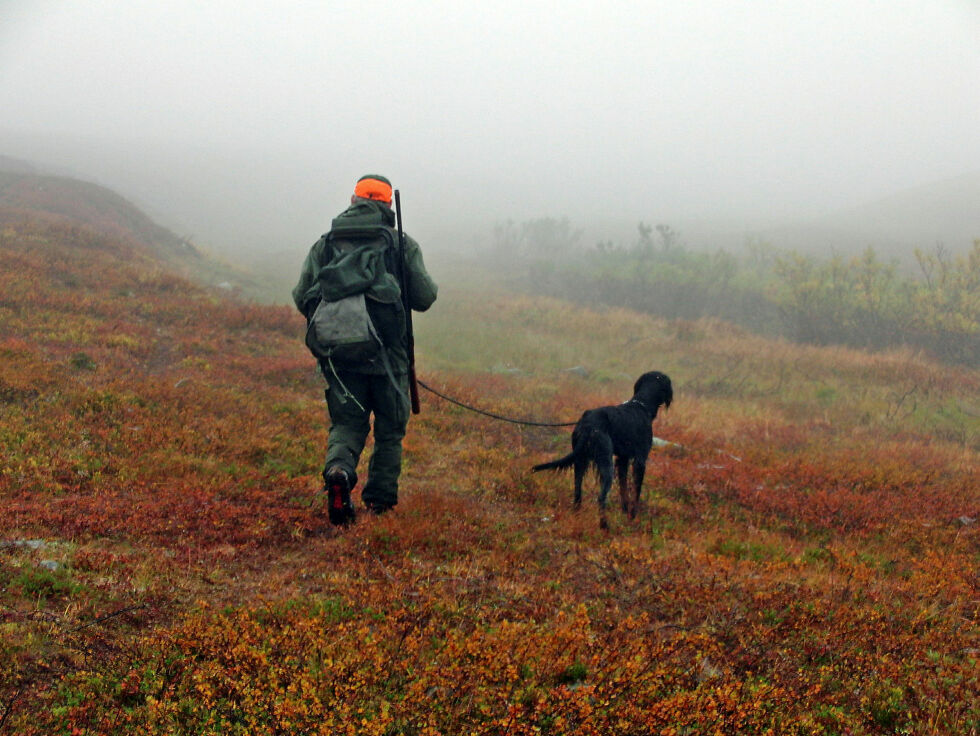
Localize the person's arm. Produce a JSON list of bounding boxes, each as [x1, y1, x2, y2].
[[292, 238, 327, 319], [402, 234, 438, 312]]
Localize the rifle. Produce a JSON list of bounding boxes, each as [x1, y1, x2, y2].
[[393, 189, 421, 414]]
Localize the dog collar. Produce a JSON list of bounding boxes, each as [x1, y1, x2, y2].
[[628, 398, 651, 413]]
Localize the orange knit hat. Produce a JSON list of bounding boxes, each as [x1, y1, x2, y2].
[[354, 174, 393, 204]]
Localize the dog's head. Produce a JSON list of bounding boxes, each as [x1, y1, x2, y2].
[[633, 371, 673, 411]]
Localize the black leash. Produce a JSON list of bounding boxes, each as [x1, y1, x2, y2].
[[417, 378, 577, 427]]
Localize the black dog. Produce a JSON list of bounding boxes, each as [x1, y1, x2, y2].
[[532, 371, 672, 528]]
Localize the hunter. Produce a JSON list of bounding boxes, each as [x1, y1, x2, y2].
[[292, 175, 437, 524]]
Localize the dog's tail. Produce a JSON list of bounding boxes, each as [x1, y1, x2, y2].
[[532, 451, 577, 472]]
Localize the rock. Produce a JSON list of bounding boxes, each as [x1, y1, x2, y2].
[[698, 657, 723, 682], [38, 559, 61, 572], [0, 539, 47, 550]]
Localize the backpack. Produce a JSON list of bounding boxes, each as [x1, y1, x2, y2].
[[304, 225, 405, 368]]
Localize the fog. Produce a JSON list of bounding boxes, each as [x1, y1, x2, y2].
[[2, 0, 979, 259]]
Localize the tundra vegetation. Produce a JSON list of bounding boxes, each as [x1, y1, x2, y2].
[[491, 217, 980, 366], [0, 205, 977, 734]]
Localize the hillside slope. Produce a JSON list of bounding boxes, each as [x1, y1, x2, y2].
[[0, 203, 978, 733]]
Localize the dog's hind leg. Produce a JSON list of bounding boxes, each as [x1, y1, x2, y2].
[[594, 437, 615, 529], [571, 429, 592, 509], [573, 455, 587, 509]]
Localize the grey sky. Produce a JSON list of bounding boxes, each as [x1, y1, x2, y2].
[[2, 0, 978, 251]]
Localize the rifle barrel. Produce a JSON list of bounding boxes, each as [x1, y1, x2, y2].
[[394, 190, 421, 414]]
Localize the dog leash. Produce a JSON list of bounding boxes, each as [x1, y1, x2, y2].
[[417, 378, 684, 451], [417, 379, 578, 427]]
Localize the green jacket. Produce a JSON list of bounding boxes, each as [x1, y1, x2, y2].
[[292, 200, 438, 374]]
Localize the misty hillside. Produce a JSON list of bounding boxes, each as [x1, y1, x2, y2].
[[0, 154, 37, 174], [0, 169, 191, 256], [832, 172, 980, 247], [760, 172, 980, 257], [0, 167, 260, 292]]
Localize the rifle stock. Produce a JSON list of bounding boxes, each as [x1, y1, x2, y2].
[[394, 190, 421, 414]]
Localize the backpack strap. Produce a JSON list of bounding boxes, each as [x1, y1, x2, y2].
[[372, 324, 412, 411]]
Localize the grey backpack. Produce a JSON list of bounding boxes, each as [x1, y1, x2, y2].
[[307, 292, 384, 363], [305, 226, 401, 365]]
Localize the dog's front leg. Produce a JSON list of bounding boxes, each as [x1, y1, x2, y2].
[[629, 458, 647, 519], [616, 456, 630, 514]]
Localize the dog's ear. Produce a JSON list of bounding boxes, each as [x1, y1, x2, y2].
[[659, 373, 673, 409]]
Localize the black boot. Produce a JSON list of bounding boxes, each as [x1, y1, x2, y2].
[[365, 502, 394, 516], [324, 466, 355, 526]]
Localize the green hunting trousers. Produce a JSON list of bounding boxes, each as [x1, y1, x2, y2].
[[322, 368, 410, 509]]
